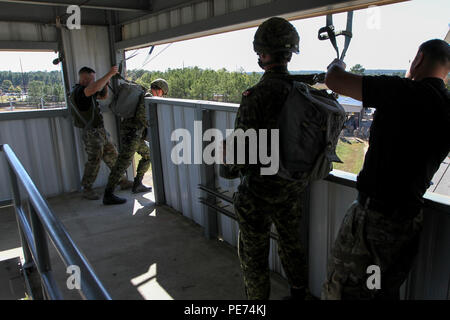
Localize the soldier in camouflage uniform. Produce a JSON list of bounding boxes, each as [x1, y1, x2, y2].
[[222, 17, 312, 300], [103, 79, 169, 205], [71, 66, 133, 201], [322, 39, 450, 299], [323, 201, 424, 299]]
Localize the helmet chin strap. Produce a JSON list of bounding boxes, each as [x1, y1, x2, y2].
[[258, 57, 287, 70], [258, 57, 268, 69]]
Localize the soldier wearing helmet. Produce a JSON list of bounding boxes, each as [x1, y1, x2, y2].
[[150, 78, 169, 96], [103, 77, 169, 205], [222, 17, 313, 300]]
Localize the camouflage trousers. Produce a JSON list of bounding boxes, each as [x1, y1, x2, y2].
[[81, 127, 118, 189], [322, 200, 423, 300], [105, 122, 150, 191], [234, 187, 309, 300]]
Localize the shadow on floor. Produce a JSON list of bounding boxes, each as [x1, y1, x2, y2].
[[0, 187, 289, 300]]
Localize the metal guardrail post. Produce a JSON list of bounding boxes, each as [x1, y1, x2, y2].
[[146, 100, 166, 205], [196, 107, 218, 240], [27, 201, 63, 300], [6, 163, 32, 265], [28, 202, 51, 275], [4, 155, 45, 300]]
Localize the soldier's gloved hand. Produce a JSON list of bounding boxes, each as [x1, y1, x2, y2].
[[327, 59, 346, 71]]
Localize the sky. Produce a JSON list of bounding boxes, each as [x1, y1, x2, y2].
[[0, 0, 448, 73]]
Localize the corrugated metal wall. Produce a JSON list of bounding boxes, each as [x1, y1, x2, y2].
[[0, 114, 80, 201], [212, 108, 239, 245], [157, 102, 204, 225], [151, 98, 450, 299], [308, 178, 358, 297], [0, 23, 117, 201], [122, 0, 272, 43]]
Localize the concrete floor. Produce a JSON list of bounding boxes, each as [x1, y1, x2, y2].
[[0, 185, 289, 300]]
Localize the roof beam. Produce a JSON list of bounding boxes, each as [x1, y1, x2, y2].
[[116, 0, 407, 50], [0, 2, 108, 25], [0, 40, 58, 51], [0, 0, 152, 12]]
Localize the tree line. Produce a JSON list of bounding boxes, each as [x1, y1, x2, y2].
[[1, 65, 422, 106], [0, 70, 63, 89], [128, 67, 262, 104], [1, 70, 65, 103], [128, 64, 412, 104]]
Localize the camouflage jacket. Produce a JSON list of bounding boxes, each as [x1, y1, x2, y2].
[[226, 66, 308, 201]]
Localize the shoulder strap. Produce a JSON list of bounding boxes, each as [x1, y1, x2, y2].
[[68, 89, 96, 130], [265, 73, 326, 86]]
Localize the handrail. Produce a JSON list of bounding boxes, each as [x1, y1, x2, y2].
[[0, 144, 111, 300], [0, 108, 68, 122], [325, 169, 450, 214]]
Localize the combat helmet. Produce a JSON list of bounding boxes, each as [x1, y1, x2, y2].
[[151, 78, 169, 95], [253, 17, 300, 54]]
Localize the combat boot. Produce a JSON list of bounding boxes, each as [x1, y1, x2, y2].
[[83, 188, 100, 200], [119, 177, 134, 190], [132, 177, 152, 194], [103, 189, 127, 205]]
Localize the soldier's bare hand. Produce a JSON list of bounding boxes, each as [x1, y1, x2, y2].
[[109, 66, 119, 76]]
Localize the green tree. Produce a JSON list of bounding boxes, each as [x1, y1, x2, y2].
[[2, 79, 13, 92], [350, 64, 365, 75], [28, 80, 45, 104], [392, 71, 406, 77], [52, 84, 64, 102]]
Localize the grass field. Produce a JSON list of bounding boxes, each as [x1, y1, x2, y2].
[[0, 95, 25, 103], [333, 138, 367, 174]]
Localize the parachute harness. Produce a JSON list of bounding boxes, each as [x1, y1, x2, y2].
[[318, 11, 354, 60]]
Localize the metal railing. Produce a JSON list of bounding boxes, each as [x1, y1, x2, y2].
[[1, 144, 111, 300]]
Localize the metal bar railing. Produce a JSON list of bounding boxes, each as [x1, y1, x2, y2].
[[198, 185, 280, 241], [198, 184, 234, 204], [0, 144, 111, 300]]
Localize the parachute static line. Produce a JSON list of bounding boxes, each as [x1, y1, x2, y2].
[[141, 43, 173, 68], [318, 11, 353, 60], [140, 45, 155, 68]]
